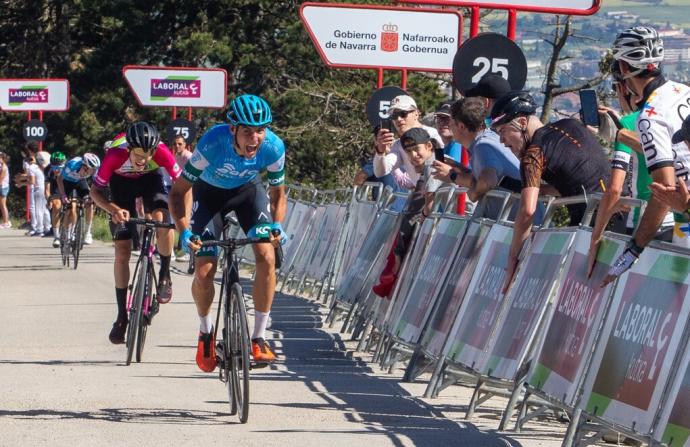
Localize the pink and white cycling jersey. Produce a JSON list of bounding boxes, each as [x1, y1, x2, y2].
[[93, 133, 181, 187]]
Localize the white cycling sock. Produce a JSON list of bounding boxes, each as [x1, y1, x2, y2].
[[199, 314, 213, 334], [86, 222, 92, 234], [252, 311, 270, 340]]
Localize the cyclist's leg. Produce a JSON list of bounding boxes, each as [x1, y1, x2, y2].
[[49, 196, 62, 246], [142, 170, 174, 301], [234, 178, 277, 362], [62, 181, 78, 236], [107, 174, 139, 343], [77, 180, 94, 243], [190, 181, 232, 371]]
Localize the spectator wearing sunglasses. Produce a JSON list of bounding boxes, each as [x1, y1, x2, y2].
[[373, 95, 443, 190]]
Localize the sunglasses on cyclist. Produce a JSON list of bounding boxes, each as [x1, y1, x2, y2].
[[390, 110, 412, 120], [130, 147, 154, 157]]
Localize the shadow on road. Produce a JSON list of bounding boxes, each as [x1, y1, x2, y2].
[[0, 407, 238, 425]]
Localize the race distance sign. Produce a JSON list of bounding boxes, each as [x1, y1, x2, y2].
[[122, 66, 227, 108], [300, 3, 462, 72], [0, 79, 69, 112]]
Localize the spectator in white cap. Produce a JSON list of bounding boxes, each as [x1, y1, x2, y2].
[[373, 94, 443, 189]]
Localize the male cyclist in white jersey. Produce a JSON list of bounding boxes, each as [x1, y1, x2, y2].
[[602, 26, 690, 285], [169, 94, 287, 372]]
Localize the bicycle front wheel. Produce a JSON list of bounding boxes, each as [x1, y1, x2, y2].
[[229, 283, 251, 423], [136, 262, 154, 363], [72, 212, 83, 269], [126, 257, 147, 366]]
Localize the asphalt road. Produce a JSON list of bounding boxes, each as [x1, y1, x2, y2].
[[0, 228, 569, 446]]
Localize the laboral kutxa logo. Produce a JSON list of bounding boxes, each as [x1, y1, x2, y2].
[[381, 23, 398, 52], [8, 86, 49, 105], [150, 76, 201, 100]]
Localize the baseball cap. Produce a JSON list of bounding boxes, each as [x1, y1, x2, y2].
[[36, 152, 49, 168], [464, 74, 512, 100], [389, 95, 418, 113], [435, 102, 453, 116], [672, 115, 690, 144], [400, 127, 431, 149]]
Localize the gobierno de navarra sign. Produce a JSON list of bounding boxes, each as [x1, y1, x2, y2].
[[300, 3, 462, 72], [0, 79, 70, 111], [122, 66, 228, 108]]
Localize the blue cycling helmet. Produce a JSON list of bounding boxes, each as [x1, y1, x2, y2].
[[226, 94, 272, 127]]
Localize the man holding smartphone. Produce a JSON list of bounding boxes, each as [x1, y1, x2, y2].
[[601, 26, 690, 286], [373, 95, 443, 189]]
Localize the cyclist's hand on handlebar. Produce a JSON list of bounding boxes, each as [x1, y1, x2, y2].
[[269, 223, 287, 246], [61, 195, 70, 206], [111, 208, 130, 224], [180, 228, 202, 254]]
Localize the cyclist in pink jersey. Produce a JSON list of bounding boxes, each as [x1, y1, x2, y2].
[[90, 122, 181, 344]]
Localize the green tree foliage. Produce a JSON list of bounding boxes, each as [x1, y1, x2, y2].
[[0, 0, 447, 214]]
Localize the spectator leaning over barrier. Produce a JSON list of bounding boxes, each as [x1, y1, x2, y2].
[[601, 26, 690, 286], [463, 73, 512, 123], [373, 94, 443, 190], [0, 152, 10, 228], [587, 61, 675, 277], [490, 91, 610, 293], [354, 127, 407, 209], [372, 127, 443, 298], [433, 102, 462, 163], [433, 97, 521, 219]]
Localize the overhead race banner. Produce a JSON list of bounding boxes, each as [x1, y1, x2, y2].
[[0, 79, 69, 111], [300, 3, 462, 72], [527, 231, 625, 407], [421, 221, 491, 358], [581, 248, 690, 435], [394, 217, 467, 344], [122, 66, 227, 108], [395, 0, 601, 16], [484, 230, 574, 380], [446, 224, 513, 372]]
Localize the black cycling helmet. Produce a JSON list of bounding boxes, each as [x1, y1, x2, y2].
[[490, 91, 537, 128], [126, 121, 160, 151]]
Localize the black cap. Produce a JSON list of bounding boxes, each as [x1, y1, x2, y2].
[[490, 91, 537, 127], [435, 101, 453, 116], [672, 115, 690, 144], [400, 127, 431, 149], [464, 74, 512, 99]]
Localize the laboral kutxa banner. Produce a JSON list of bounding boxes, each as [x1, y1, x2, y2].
[[580, 248, 690, 435], [527, 230, 625, 407], [483, 230, 575, 380], [122, 66, 227, 108], [0, 79, 69, 111], [656, 338, 690, 447], [300, 3, 462, 72], [446, 224, 512, 372]]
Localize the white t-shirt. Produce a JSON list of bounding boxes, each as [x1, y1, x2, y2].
[[28, 163, 45, 193], [373, 124, 443, 189]]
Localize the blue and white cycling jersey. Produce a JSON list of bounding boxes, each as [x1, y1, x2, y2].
[[182, 124, 285, 189], [61, 157, 93, 183]]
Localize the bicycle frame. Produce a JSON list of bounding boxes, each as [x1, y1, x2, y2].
[[127, 225, 158, 321]]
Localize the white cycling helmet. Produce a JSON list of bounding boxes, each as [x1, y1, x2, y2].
[[82, 152, 101, 169], [612, 26, 664, 72]]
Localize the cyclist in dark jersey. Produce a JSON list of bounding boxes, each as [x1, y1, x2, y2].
[[490, 91, 610, 293]]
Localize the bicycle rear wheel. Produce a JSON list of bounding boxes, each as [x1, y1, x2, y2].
[[136, 263, 154, 363], [72, 212, 83, 270], [229, 283, 250, 423], [126, 257, 147, 366]]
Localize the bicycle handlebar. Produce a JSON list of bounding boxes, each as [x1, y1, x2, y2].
[[202, 230, 284, 269], [127, 217, 176, 229]]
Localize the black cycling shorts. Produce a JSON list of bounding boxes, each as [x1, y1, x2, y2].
[[191, 177, 272, 257], [63, 179, 90, 200], [107, 170, 168, 241]]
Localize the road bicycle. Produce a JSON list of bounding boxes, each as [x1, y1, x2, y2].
[[58, 195, 86, 269], [124, 217, 175, 365], [201, 225, 282, 423]]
